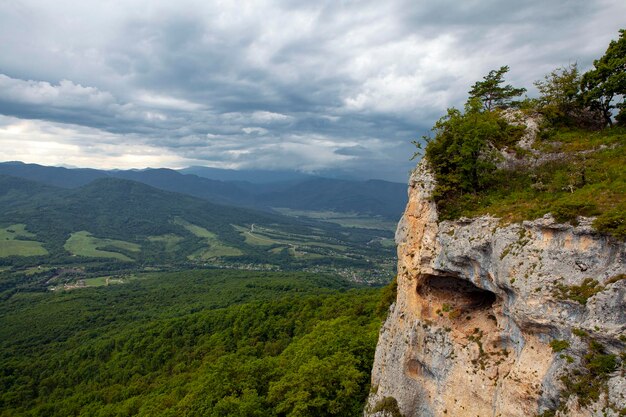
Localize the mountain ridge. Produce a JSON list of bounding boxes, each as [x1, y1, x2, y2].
[[0, 161, 407, 219]]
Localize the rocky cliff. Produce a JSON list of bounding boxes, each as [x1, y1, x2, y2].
[[364, 160, 626, 417]]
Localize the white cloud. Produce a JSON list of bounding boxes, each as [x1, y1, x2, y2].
[[0, 75, 116, 108], [0, 115, 187, 169], [0, 0, 624, 180], [242, 127, 269, 135]]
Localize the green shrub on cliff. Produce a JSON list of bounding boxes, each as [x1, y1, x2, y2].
[[418, 30, 626, 237], [423, 98, 523, 217]]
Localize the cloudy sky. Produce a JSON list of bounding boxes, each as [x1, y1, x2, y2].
[[0, 0, 624, 182]]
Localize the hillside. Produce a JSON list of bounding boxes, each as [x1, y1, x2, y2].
[[0, 269, 386, 416], [257, 178, 407, 219], [0, 162, 407, 220], [0, 175, 396, 284]]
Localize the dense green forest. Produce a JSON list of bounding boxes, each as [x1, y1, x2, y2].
[[0, 270, 391, 416]]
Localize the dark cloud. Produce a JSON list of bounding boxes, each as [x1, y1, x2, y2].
[[0, 0, 623, 181]]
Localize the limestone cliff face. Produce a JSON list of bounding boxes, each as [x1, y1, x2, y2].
[[365, 160, 626, 417]]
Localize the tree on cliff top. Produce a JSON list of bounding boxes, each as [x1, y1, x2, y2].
[[534, 63, 581, 122], [581, 29, 626, 127], [468, 65, 527, 111], [424, 98, 523, 216]]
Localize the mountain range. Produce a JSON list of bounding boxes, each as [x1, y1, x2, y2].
[[0, 162, 406, 219]]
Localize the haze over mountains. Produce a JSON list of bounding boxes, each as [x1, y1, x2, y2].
[[0, 161, 406, 219]]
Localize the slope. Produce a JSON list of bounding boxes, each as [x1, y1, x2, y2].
[[0, 176, 396, 282], [0, 162, 407, 220]]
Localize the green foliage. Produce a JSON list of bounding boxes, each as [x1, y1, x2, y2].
[[416, 39, 625, 235], [606, 274, 626, 285], [468, 66, 527, 111], [425, 125, 625, 235], [581, 29, 626, 127], [534, 63, 588, 127], [560, 339, 619, 407], [553, 278, 603, 305], [0, 224, 48, 258], [549, 339, 570, 353], [0, 175, 397, 283], [64, 230, 140, 261], [424, 99, 524, 218], [371, 396, 404, 417], [0, 270, 383, 416], [375, 275, 397, 319], [593, 204, 626, 238]]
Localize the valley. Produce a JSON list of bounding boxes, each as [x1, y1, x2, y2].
[[0, 168, 402, 296]]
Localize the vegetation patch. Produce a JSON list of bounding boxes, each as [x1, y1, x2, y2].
[[64, 230, 140, 261], [541, 332, 623, 416], [0, 270, 382, 417], [606, 274, 626, 285], [371, 396, 405, 417], [147, 234, 184, 252], [560, 339, 619, 408], [417, 31, 626, 237], [0, 224, 48, 257], [273, 208, 398, 232], [174, 218, 243, 260], [549, 339, 570, 353], [553, 278, 603, 305]]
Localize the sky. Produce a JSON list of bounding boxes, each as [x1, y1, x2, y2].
[[0, 0, 624, 182]]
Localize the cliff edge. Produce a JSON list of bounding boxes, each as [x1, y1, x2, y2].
[[364, 160, 626, 417]]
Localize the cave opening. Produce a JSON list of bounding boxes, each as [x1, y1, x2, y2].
[[417, 274, 496, 311]]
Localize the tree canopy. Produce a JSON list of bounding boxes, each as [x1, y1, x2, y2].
[[534, 63, 581, 117], [581, 29, 626, 127], [424, 98, 523, 217], [468, 65, 527, 111]]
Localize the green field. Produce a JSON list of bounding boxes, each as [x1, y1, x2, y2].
[[174, 218, 243, 260], [379, 238, 396, 248], [147, 234, 184, 252], [83, 276, 128, 287], [0, 224, 48, 257], [234, 224, 278, 246], [64, 231, 141, 261], [273, 208, 398, 231], [233, 224, 350, 264]]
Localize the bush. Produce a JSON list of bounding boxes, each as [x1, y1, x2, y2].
[[424, 98, 523, 218], [372, 396, 404, 417], [593, 205, 626, 238], [553, 278, 603, 305], [549, 339, 570, 353]]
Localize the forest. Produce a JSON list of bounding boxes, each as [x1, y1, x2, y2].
[[0, 269, 394, 416]]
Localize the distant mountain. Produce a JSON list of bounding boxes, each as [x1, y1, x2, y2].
[[0, 175, 260, 253], [258, 178, 407, 219], [0, 162, 253, 206], [0, 162, 407, 219], [109, 168, 252, 206], [180, 166, 320, 183], [0, 175, 394, 271], [0, 161, 106, 188]]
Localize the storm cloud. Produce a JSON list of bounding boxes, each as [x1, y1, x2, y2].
[[0, 0, 623, 181]]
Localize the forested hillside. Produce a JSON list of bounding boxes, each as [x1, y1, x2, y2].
[[0, 175, 396, 283], [0, 162, 407, 220], [0, 270, 392, 416]]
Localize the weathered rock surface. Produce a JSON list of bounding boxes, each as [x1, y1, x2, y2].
[[364, 160, 626, 417]]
